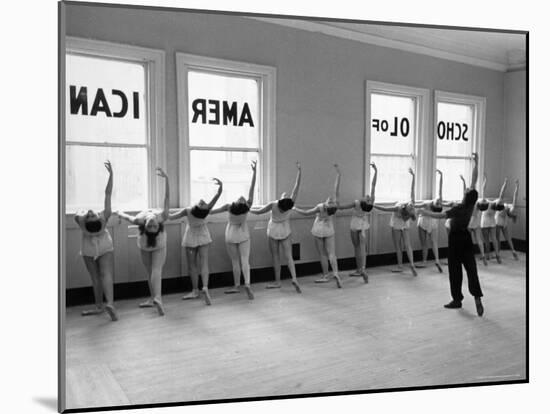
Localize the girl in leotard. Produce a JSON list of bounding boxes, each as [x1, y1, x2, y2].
[[480, 176, 505, 263], [336, 162, 377, 283], [250, 162, 302, 293], [495, 179, 519, 260], [373, 168, 418, 276], [414, 169, 444, 273], [209, 161, 257, 299], [294, 164, 343, 288], [169, 178, 223, 305], [116, 167, 170, 316], [74, 160, 118, 321]]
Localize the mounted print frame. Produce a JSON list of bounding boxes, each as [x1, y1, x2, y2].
[[59, 1, 528, 412]]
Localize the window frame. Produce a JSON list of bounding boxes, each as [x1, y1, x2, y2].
[[176, 53, 276, 208], [65, 37, 166, 213], [365, 81, 431, 202], [433, 90, 486, 199]]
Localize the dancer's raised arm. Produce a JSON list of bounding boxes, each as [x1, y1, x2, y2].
[[498, 177, 509, 200], [512, 179, 519, 207], [481, 174, 487, 199], [470, 152, 479, 190], [290, 162, 301, 202], [333, 163, 341, 203], [460, 174, 466, 196], [248, 160, 257, 206], [408, 167, 415, 204], [206, 178, 223, 210], [155, 167, 170, 222], [437, 169, 443, 201], [116, 210, 139, 225], [103, 160, 113, 220], [370, 162, 378, 202]]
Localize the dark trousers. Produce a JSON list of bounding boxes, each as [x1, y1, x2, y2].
[[448, 230, 483, 302]]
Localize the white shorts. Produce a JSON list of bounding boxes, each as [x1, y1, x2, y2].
[[183, 224, 212, 248], [311, 219, 334, 238], [80, 230, 114, 259], [468, 214, 481, 230], [225, 223, 250, 244], [350, 215, 370, 232], [481, 214, 496, 228], [267, 220, 291, 240], [495, 211, 508, 227], [418, 216, 438, 233], [390, 214, 409, 231]]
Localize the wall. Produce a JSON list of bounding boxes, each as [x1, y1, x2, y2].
[[501, 70, 527, 240], [64, 4, 513, 289]]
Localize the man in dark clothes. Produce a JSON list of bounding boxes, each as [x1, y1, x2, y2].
[[419, 153, 484, 317]]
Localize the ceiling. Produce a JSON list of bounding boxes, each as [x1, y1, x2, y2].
[[251, 17, 526, 72]]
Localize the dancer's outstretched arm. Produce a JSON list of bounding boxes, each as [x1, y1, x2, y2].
[[470, 152, 479, 190], [293, 205, 320, 216], [103, 160, 113, 221], [459, 174, 466, 196], [206, 178, 223, 210], [409, 167, 415, 204], [250, 203, 273, 215], [370, 162, 378, 203], [290, 162, 301, 202], [373, 204, 398, 212], [498, 177, 509, 200], [248, 160, 257, 206], [333, 163, 341, 203], [156, 167, 169, 222], [419, 209, 447, 219], [209, 204, 229, 215], [116, 211, 139, 225]]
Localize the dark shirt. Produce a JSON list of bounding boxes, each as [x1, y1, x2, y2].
[[445, 189, 478, 232]]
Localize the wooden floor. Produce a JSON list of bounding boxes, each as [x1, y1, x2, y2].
[[64, 251, 526, 410]]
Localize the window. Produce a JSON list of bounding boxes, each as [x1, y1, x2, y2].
[[65, 38, 165, 212], [434, 91, 486, 201], [366, 81, 430, 202], [176, 53, 276, 206]]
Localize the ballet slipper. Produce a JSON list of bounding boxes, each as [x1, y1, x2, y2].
[[435, 263, 443, 273], [410, 266, 418, 277], [349, 269, 362, 277], [244, 285, 254, 300], [334, 274, 343, 288], [224, 286, 240, 294], [512, 251, 519, 260], [105, 304, 118, 322], [182, 290, 199, 300], [496, 255, 502, 264], [266, 283, 281, 289], [315, 275, 330, 283], [139, 299, 154, 308], [202, 288, 212, 306], [482, 256, 488, 266], [291, 280, 302, 293], [153, 298, 165, 316], [81, 306, 104, 316], [361, 270, 369, 284]]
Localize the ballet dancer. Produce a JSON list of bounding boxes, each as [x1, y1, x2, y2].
[[294, 164, 343, 288], [115, 167, 170, 316], [414, 169, 444, 273], [74, 160, 118, 321], [336, 162, 378, 282], [495, 179, 520, 260], [169, 178, 223, 305], [250, 162, 302, 293], [373, 167, 418, 276], [419, 153, 484, 316], [480, 175, 504, 263], [209, 161, 257, 299]]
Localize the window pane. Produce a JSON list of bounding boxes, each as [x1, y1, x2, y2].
[[436, 102, 474, 157], [66, 145, 148, 212], [66, 54, 147, 144], [190, 150, 260, 206], [370, 93, 416, 155], [436, 157, 472, 201], [188, 71, 260, 148], [370, 155, 414, 202]]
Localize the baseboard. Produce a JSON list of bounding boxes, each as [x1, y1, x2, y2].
[[65, 242, 525, 307]]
